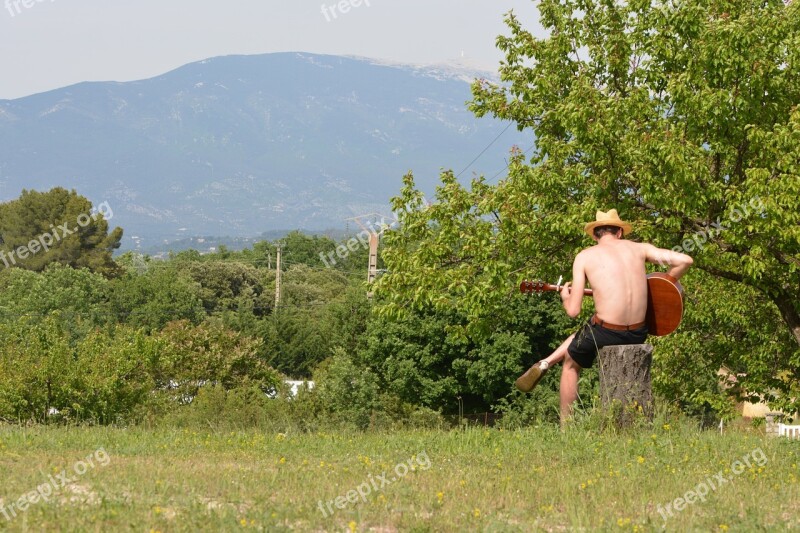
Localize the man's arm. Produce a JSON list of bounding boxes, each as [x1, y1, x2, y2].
[[642, 243, 694, 280], [560, 252, 587, 318]]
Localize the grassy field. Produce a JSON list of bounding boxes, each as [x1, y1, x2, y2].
[[0, 420, 798, 532]]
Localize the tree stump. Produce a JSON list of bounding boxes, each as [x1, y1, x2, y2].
[[598, 344, 654, 428]]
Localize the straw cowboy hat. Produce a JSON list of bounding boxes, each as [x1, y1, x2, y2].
[[584, 209, 632, 237]]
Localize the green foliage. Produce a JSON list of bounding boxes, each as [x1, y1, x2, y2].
[[0, 263, 110, 327], [375, 0, 799, 415], [279, 230, 340, 268], [0, 318, 158, 423], [108, 264, 206, 332], [652, 269, 800, 416], [181, 260, 271, 316], [324, 284, 373, 355], [160, 385, 281, 430], [0, 187, 123, 277], [265, 308, 332, 377], [300, 348, 445, 431], [361, 310, 463, 411], [0, 314, 282, 424], [154, 319, 281, 401], [469, 0, 799, 338], [310, 348, 384, 430], [362, 296, 572, 414], [261, 265, 354, 377]]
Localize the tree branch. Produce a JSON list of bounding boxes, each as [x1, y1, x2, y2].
[[696, 263, 744, 283]]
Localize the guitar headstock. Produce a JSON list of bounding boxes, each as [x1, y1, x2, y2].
[[520, 279, 548, 294]]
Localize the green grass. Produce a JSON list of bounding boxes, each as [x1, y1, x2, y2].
[[0, 420, 798, 532]]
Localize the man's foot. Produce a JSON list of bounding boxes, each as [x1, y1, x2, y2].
[[515, 361, 549, 392]]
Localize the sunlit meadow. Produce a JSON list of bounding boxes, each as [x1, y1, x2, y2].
[[0, 419, 798, 531]]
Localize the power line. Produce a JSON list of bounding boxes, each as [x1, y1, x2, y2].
[[455, 122, 514, 179], [486, 144, 537, 184]]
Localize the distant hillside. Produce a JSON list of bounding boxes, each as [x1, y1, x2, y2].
[[0, 53, 529, 251]]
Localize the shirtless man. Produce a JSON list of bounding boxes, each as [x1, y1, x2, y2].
[[515, 209, 693, 423]]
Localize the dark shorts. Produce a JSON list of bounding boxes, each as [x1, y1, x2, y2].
[[567, 319, 648, 369]]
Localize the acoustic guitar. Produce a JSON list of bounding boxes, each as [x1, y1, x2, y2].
[[519, 272, 684, 336]]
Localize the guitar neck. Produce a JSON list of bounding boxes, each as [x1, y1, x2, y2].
[[545, 285, 593, 296], [520, 280, 594, 296]]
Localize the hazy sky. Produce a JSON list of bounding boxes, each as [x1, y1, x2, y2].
[[0, 0, 542, 100]]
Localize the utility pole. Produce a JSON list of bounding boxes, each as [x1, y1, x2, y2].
[[274, 245, 282, 309], [367, 232, 379, 284], [346, 212, 396, 297]]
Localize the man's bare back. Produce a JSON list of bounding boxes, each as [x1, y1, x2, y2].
[[516, 209, 693, 424], [576, 239, 649, 326], [563, 237, 693, 326]]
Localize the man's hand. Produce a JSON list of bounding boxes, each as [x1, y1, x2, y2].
[[560, 281, 572, 303]]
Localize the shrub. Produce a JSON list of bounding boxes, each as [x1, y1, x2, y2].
[[0, 317, 158, 423], [153, 319, 281, 401]]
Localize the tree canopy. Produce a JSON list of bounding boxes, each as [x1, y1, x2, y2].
[[375, 0, 799, 410], [0, 188, 123, 277]]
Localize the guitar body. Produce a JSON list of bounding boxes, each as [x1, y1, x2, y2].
[[519, 272, 685, 337], [644, 273, 684, 336]]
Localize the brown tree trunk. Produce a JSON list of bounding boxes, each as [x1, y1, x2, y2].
[[598, 344, 654, 428], [773, 294, 800, 347]]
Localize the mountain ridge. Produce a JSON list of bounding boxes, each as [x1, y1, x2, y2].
[[0, 52, 529, 251]]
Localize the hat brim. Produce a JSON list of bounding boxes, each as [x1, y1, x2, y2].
[[584, 221, 632, 238]]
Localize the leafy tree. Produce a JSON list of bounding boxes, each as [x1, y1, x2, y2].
[[0, 263, 110, 328], [376, 0, 799, 412], [0, 188, 123, 277], [362, 296, 571, 413], [279, 230, 339, 268], [108, 263, 205, 332], [257, 265, 362, 377], [325, 285, 374, 355], [154, 319, 280, 400], [0, 317, 159, 423], [653, 270, 799, 417], [310, 348, 383, 430], [361, 310, 464, 411], [265, 308, 333, 377], [278, 264, 351, 307], [469, 0, 799, 341], [182, 261, 270, 316]]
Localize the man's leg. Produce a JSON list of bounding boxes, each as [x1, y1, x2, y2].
[[515, 334, 575, 392], [560, 352, 583, 424], [541, 334, 574, 366]]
